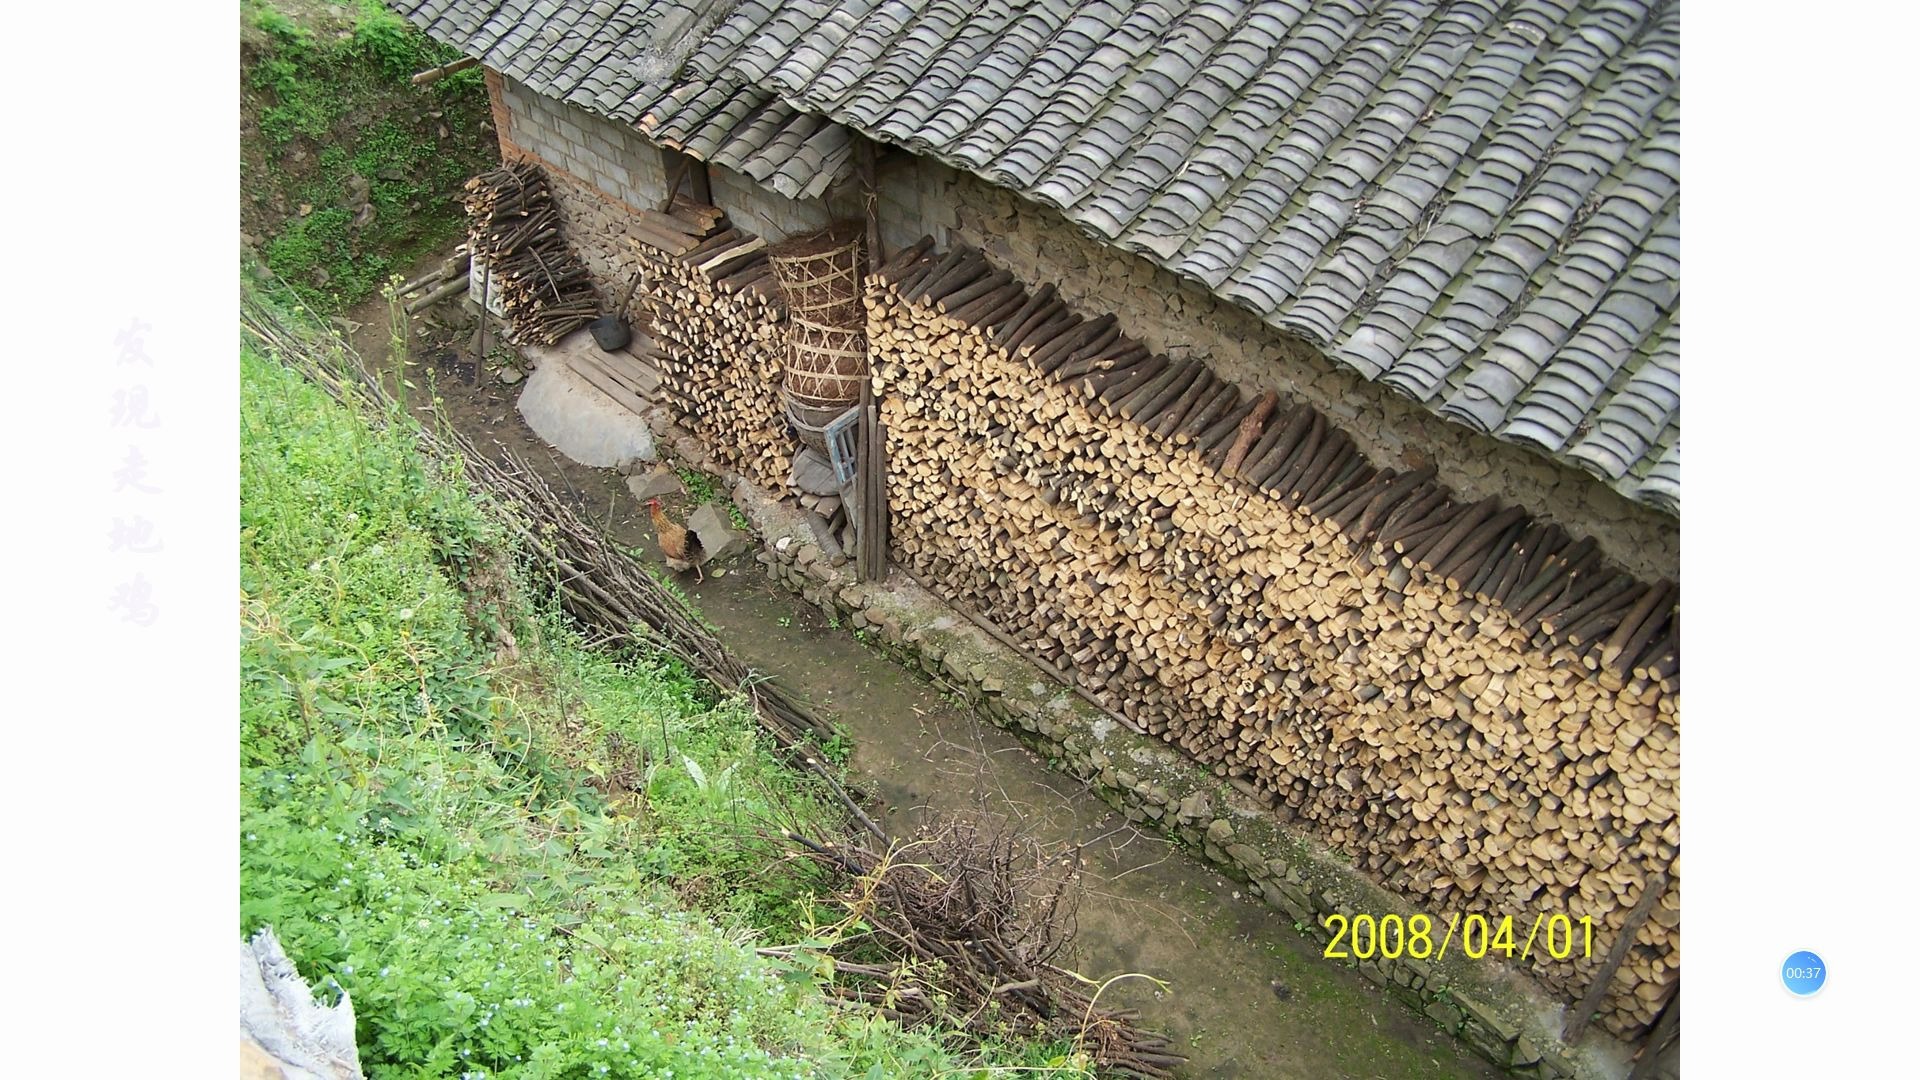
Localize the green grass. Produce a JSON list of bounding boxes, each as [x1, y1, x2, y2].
[[240, 294, 1094, 1078], [243, 0, 494, 311]]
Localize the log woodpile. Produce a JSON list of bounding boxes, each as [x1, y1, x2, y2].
[[865, 240, 1680, 1039], [617, 198, 795, 494], [462, 162, 599, 344]]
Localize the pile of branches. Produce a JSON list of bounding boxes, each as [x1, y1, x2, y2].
[[782, 818, 1183, 1078], [242, 288, 1177, 1075], [463, 161, 598, 344]]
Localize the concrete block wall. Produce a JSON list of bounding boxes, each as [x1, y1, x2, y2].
[[497, 77, 669, 213], [868, 149, 961, 255], [707, 164, 835, 242]]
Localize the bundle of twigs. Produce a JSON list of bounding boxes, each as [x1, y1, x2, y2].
[[462, 161, 598, 344], [778, 818, 1183, 1078]]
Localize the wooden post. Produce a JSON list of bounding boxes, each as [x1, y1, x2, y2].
[[687, 155, 712, 206], [411, 56, 480, 86], [854, 135, 887, 582], [854, 136, 884, 269], [656, 148, 714, 209], [1564, 871, 1670, 1043]]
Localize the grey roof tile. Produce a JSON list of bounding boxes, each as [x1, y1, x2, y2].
[[397, 0, 1681, 513]]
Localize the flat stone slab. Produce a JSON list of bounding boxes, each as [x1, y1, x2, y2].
[[687, 502, 747, 561], [627, 464, 683, 501], [516, 331, 656, 469], [788, 447, 842, 495]]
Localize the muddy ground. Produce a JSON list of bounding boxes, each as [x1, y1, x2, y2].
[[342, 279, 1508, 1080]]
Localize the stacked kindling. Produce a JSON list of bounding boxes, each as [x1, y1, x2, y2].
[[462, 162, 599, 344], [621, 199, 793, 493], [865, 239, 1679, 1039]]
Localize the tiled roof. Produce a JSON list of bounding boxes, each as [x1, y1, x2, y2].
[[395, 0, 1681, 515], [392, 1, 846, 198]]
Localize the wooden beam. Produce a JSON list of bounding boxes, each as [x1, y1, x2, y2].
[[411, 56, 480, 86], [658, 151, 688, 213], [687, 155, 712, 205], [854, 135, 884, 270]]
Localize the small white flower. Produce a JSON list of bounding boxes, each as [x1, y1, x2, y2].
[[398, 608, 415, 621]]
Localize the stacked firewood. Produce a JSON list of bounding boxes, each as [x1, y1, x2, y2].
[[461, 162, 598, 344], [864, 240, 1679, 1038], [618, 198, 793, 493]]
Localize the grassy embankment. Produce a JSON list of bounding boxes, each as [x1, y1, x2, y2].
[[241, 0, 496, 311], [239, 285, 1092, 1078]]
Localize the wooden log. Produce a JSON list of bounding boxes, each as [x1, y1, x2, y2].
[[938, 268, 1017, 314], [903, 247, 967, 302], [1602, 580, 1676, 673], [1006, 306, 1077, 355], [1195, 394, 1261, 454], [1130, 361, 1205, 426], [1152, 369, 1220, 436], [411, 56, 481, 85], [1175, 380, 1240, 440], [1261, 410, 1326, 493], [1032, 314, 1116, 374], [949, 281, 1024, 324], [992, 284, 1057, 345], [1094, 355, 1168, 405], [1356, 466, 1439, 539], [1564, 872, 1670, 1042], [1220, 391, 1280, 475], [875, 235, 935, 279], [405, 275, 471, 313]]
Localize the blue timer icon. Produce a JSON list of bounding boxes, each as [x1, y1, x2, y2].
[[1781, 950, 1826, 996]]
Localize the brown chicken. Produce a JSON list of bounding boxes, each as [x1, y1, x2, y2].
[[646, 498, 704, 582]]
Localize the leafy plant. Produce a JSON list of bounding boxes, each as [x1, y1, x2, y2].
[[675, 466, 718, 504]]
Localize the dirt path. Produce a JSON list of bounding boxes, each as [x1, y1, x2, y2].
[[349, 292, 1508, 1078]]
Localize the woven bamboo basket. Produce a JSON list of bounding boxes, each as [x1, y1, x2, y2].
[[767, 223, 866, 323], [771, 222, 868, 452], [781, 316, 867, 403]]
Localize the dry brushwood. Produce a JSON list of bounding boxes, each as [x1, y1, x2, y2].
[[463, 161, 600, 345], [779, 817, 1183, 1078]]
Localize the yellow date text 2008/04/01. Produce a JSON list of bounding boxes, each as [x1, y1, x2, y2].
[[1320, 912, 1597, 963]]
